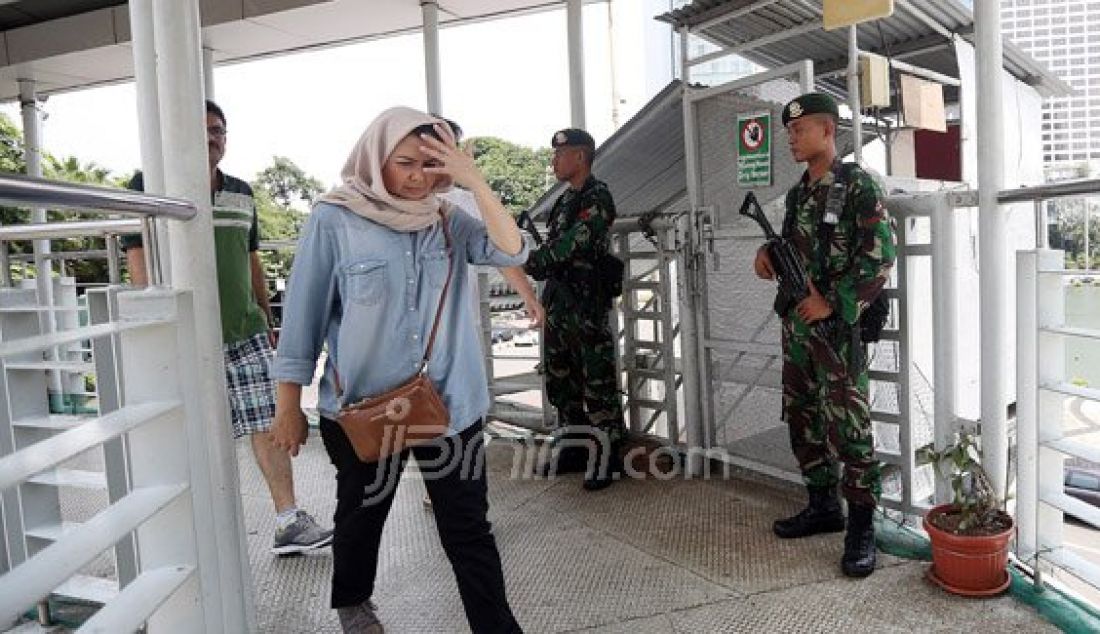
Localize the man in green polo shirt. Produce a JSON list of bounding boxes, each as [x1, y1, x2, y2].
[[124, 100, 331, 555]]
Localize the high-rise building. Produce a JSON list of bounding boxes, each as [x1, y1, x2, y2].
[[999, 0, 1100, 178]]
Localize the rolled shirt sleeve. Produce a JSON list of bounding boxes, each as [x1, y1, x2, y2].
[[452, 210, 529, 268], [272, 211, 339, 385]]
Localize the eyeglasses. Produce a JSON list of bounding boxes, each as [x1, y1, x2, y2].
[[207, 126, 227, 137]]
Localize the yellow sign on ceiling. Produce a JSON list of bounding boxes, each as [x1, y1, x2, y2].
[[823, 0, 895, 30]]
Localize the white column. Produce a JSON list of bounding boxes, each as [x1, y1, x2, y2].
[[567, 0, 586, 128], [931, 200, 958, 504], [848, 26, 862, 164], [203, 46, 216, 101], [129, 0, 170, 284], [421, 1, 442, 115], [19, 80, 62, 401], [150, 1, 253, 631], [975, 0, 1008, 499]]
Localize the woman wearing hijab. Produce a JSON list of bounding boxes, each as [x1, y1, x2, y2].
[[271, 107, 525, 634]]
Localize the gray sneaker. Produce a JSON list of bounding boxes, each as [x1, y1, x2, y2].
[[272, 510, 333, 555], [337, 600, 384, 633]]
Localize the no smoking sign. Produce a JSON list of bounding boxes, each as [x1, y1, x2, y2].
[[737, 112, 772, 187], [742, 119, 766, 151]]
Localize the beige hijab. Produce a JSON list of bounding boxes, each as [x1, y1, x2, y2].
[[320, 106, 452, 232]]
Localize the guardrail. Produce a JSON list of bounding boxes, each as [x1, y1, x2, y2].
[[0, 173, 231, 632], [0, 173, 195, 288], [1014, 178, 1100, 596]]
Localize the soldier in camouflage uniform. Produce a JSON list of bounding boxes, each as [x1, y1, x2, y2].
[[754, 93, 896, 578], [525, 128, 626, 491]]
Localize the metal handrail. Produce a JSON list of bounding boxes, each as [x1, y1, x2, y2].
[[999, 178, 1100, 203], [0, 172, 196, 220], [0, 219, 141, 241], [0, 173, 196, 287]]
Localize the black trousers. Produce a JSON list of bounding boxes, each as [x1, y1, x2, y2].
[[319, 417, 522, 634]]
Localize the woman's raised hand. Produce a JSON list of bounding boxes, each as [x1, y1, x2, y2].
[[420, 124, 483, 191]]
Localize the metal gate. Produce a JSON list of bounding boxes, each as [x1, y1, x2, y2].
[[681, 62, 815, 481], [680, 62, 934, 514]]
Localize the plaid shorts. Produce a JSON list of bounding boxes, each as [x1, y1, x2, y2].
[[224, 332, 277, 439]]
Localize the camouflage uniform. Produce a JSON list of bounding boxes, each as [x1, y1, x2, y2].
[[781, 161, 896, 507], [525, 175, 625, 443]]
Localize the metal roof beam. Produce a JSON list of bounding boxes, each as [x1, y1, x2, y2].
[[689, 20, 822, 68], [687, 59, 813, 103], [814, 32, 952, 75], [895, 0, 954, 40], [690, 28, 791, 71], [690, 0, 782, 34], [817, 55, 961, 87]]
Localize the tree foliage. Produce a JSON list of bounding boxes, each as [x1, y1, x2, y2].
[[1048, 198, 1100, 269], [251, 157, 314, 284], [254, 155, 323, 210], [467, 137, 553, 215], [0, 113, 26, 229], [252, 183, 306, 284]]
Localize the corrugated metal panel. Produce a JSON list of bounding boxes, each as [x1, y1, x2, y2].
[[526, 76, 868, 221], [530, 80, 688, 220], [658, 0, 1070, 98]]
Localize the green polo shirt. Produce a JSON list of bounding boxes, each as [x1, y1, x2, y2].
[[123, 171, 269, 345]]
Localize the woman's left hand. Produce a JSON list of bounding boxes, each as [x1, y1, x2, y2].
[[420, 124, 483, 191]]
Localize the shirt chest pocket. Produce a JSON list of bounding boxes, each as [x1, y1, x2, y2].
[[421, 249, 451, 289], [344, 260, 388, 305]]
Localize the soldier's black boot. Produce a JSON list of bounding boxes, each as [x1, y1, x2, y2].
[[536, 443, 589, 477], [536, 429, 591, 477], [841, 503, 877, 578], [772, 487, 846, 538], [583, 439, 623, 491]]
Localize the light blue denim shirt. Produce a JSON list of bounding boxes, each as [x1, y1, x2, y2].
[[272, 201, 528, 435]]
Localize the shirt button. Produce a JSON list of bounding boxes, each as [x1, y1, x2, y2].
[[408, 279, 414, 285], [412, 334, 420, 340], [405, 251, 411, 257]]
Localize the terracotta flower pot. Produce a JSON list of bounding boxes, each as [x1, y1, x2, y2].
[[923, 503, 1014, 596]]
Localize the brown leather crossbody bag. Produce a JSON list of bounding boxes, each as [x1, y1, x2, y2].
[[335, 212, 453, 463]]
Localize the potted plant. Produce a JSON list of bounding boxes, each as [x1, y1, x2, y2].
[[917, 429, 1015, 596]]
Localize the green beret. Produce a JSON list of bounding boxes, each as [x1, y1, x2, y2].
[[782, 93, 839, 126], [551, 128, 595, 149]]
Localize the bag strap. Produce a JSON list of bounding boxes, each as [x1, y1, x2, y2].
[[419, 211, 454, 374], [781, 188, 799, 239], [334, 210, 453, 399], [814, 161, 850, 294]]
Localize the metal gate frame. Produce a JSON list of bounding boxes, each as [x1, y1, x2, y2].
[[679, 61, 815, 479]]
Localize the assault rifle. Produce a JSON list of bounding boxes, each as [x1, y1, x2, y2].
[[739, 191, 836, 344]]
